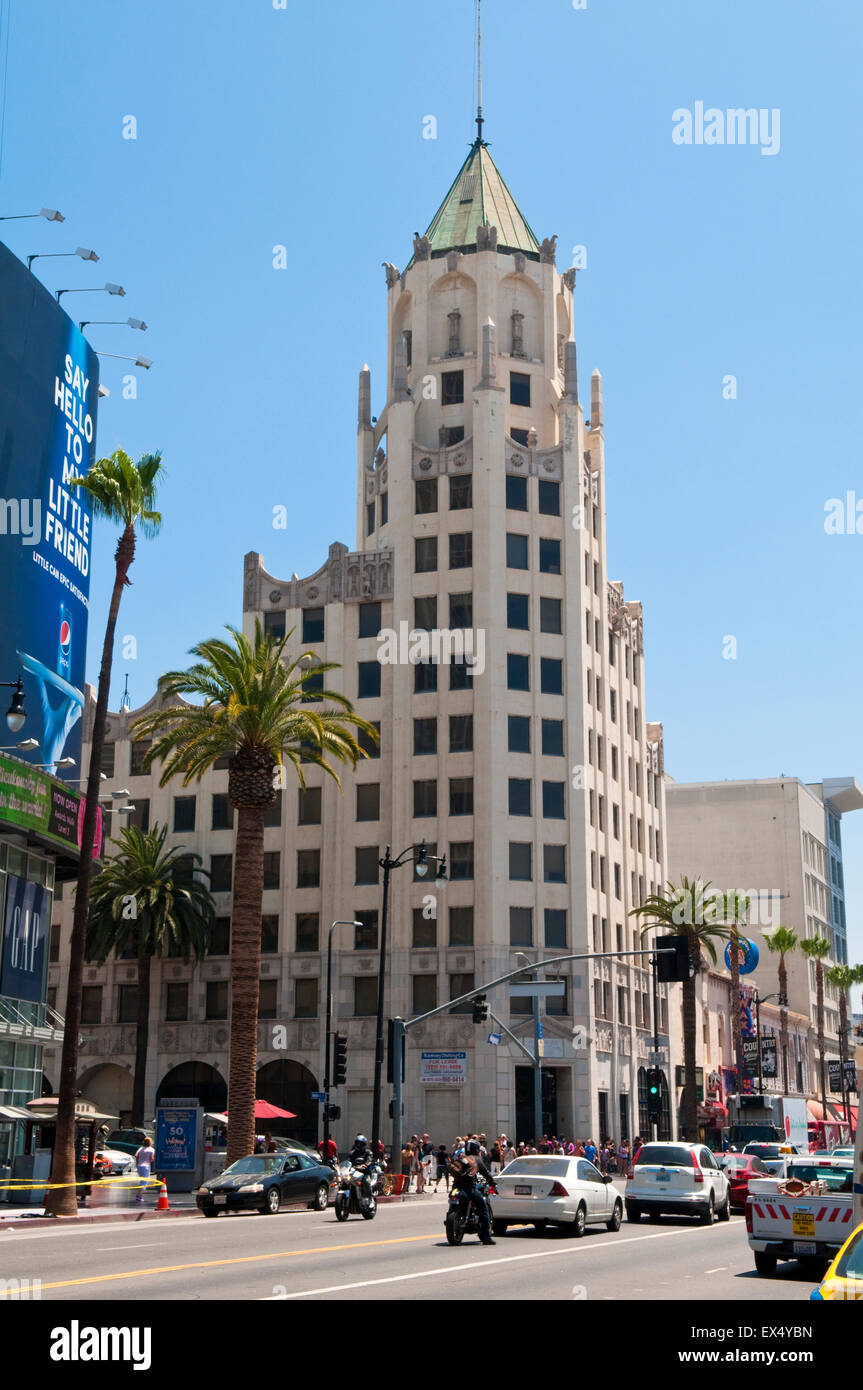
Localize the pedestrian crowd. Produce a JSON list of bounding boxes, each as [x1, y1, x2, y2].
[[393, 1131, 647, 1191]]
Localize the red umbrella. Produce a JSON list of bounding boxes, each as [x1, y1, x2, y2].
[[221, 1099, 297, 1120]]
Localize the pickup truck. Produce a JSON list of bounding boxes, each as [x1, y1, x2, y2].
[[746, 1156, 854, 1276]]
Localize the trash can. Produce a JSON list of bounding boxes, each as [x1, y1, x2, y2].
[[392, 1174, 406, 1194], [0, 1164, 11, 1203]]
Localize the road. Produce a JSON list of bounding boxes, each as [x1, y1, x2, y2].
[[0, 1190, 821, 1301]]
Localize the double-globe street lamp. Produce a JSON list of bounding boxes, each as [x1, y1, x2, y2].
[[370, 842, 446, 1162]]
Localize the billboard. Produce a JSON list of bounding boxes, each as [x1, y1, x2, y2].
[[0, 874, 48, 1004], [0, 751, 102, 858], [0, 241, 98, 777]]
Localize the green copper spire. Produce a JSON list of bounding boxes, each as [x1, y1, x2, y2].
[[420, 141, 540, 260]]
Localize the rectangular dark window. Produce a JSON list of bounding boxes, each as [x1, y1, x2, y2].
[[540, 657, 563, 695], [506, 532, 528, 569], [544, 845, 566, 883], [541, 719, 564, 757], [449, 591, 472, 628], [118, 984, 138, 1023], [415, 537, 438, 573], [441, 426, 465, 447], [542, 781, 565, 818], [301, 670, 323, 702], [296, 913, 319, 952], [263, 854, 280, 892], [100, 743, 115, 777], [449, 532, 472, 569], [81, 986, 102, 1025], [413, 717, 437, 756], [358, 661, 381, 699], [298, 786, 321, 825], [302, 607, 325, 643], [507, 653, 530, 690], [509, 842, 532, 881], [355, 847, 379, 885], [448, 906, 474, 946], [508, 714, 530, 753], [510, 371, 531, 407], [358, 721, 380, 759], [449, 777, 474, 816], [449, 973, 475, 1014], [509, 778, 531, 816], [165, 983, 187, 1022], [449, 474, 472, 510], [209, 917, 230, 955], [254, 979, 276, 1020], [414, 595, 437, 630], [212, 794, 232, 831], [449, 842, 474, 879], [354, 977, 378, 1016], [449, 713, 473, 752], [442, 370, 464, 404], [415, 478, 438, 514], [507, 592, 529, 629], [540, 597, 562, 634], [379, 493, 388, 525], [510, 906, 533, 947], [544, 909, 567, 949], [546, 980, 567, 1016], [173, 796, 196, 833], [358, 602, 381, 638], [210, 854, 232, 894], [506, 474, 528, 511], [538, 480, 560, 515], [261, 914, 279, 952], [356, 783, 380, 821], [264, 790, 282, 829], [412, 907, 436, 948], [354, 910, 378, 951], [412, 975, 437, 1014], [366, 501, 375, 536], [297, 849, 320, 888], [263, 611, 286, 641], [414, 660, 438, 694], [413, 779, 437, 818], [449, 659, 472, 691], [130, 741, 151, 777], [539, 538, 561, 575], [294, 979, 317, 1019], [510, 427, 529, 446]]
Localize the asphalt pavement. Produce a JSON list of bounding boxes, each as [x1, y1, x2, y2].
[[0, 1187, 821, 1302]]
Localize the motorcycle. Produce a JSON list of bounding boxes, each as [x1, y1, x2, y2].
[[445, 1181, 492, 1245], [334, 1160, 379, 1221]]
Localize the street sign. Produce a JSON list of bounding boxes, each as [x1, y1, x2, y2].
[[724, 939, 760, 975], [509, 982, 566, 997], [487, 1032, 502, 1046], [648, 1051, 666, 1066], [742, 1038, 760, 1076], [310, 1091, 326, 1101]]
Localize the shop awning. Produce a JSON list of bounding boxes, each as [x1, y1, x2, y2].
[[806, 1099, 824, 1121], [0, 1105, 32, 1121]]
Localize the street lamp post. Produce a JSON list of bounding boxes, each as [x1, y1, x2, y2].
[[323, 921, 362, 1159], [370, 842, 445, 1163], [0, 678, 27, 733]]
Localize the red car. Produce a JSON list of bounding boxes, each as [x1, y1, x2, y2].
[[713, 1152, 769, 1211]]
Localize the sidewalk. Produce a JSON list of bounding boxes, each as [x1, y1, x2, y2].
[[0, 1189, 201, 1230]]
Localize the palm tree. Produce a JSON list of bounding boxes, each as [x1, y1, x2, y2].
[[131, 622, 376, 1164], [713, 891, 752, 1098], [85, 824, 216, 1125], [800, 935, 832, 1121], [824, 962, 863, 1122], [764, 927, 798, 1094], [630, 877, 732, 1142], [46, 450, 164, 1216]]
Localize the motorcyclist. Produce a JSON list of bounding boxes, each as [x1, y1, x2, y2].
[[448, 1150, 496, 1245], [348, 1134, 375, 1204]]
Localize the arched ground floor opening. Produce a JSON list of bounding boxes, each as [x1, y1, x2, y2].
[[157, 1061, 227, 1115], [257, 1060, 318, 1146]]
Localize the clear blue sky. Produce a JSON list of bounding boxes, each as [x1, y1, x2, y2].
[[2, 0, 860, 984]]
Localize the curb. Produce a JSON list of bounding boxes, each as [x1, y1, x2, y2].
[[0, 1206, 200, 1232]]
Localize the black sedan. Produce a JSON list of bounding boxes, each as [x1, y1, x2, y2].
[[196, 1152, 337, 1216]]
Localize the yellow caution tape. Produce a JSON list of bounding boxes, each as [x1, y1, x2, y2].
[[0, 1174, 163, 1192]]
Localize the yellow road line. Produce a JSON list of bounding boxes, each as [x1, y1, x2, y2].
[[0, 1231, 442, 1294]]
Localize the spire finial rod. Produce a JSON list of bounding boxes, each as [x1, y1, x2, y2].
[[475, 0, 483, 144]]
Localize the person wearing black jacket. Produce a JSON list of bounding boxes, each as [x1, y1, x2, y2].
[[449, 1152, 496, 1245]]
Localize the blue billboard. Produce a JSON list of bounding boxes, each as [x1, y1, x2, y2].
[[0, 874, 49, 1004], [0, 241, 98, 776], [155, 1107, 199, 1172]]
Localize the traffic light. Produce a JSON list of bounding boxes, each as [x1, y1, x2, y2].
[[646, 1068, 662, 1122], [472, 994, 489, 1024], [387, 1018, 405, 1083], [333, 1034, 348, 1086], [326, 1104, 341, 1121], [656, 935, 694, 983]]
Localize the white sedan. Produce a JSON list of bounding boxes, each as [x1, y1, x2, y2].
[[489, 1155, 622, 1237]]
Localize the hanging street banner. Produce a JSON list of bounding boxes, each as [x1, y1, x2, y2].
[[419, 1051, 466, 1086], [760, 1037, 778, 1078]]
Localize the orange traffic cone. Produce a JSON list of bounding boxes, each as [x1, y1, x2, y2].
[[156, 1181, 169, 1211]]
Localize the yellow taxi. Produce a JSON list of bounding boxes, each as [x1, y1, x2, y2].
[[810, 1220, 863, 1300]]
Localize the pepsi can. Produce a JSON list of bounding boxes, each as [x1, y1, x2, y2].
[[58, 604, 72, 680]]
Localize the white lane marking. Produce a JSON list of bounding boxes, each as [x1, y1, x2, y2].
[[95, 1243, 165, 1251], [704, 1266, 727, 1273], [263, 1222, 736, 1299]]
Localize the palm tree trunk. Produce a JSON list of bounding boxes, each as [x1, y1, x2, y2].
[[779, 957, 789, 1095], [682, 962, 698, 1142], [132, 952, 152, 1127], [730, 928, 744, 1095], [816, 962, 826, 1122], [226, 804, 265, 1166], [45, 525, 136, 1217]]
